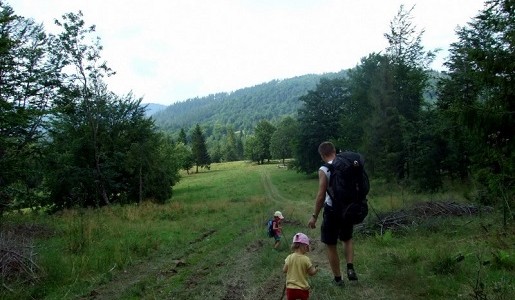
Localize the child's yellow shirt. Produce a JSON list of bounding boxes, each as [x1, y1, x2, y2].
[[284, 252, 313, 290]]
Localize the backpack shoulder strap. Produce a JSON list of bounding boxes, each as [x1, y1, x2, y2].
[[322, 161, 333, 171]]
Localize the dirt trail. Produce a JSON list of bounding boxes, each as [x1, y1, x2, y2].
[[259, 167, 311, 211], [83, 167, 320, 299], [259, 168, 290, 205]]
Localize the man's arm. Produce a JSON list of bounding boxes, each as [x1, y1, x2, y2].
[[308, 169, 327, 229]]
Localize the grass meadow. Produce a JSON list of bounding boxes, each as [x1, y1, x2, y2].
[[1, 161, 513, 299]]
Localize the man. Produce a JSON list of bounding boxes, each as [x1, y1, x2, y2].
[[308, 141, 358, 286]]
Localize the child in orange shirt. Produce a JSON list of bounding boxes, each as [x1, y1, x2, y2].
[[282, 232, 318, 300]]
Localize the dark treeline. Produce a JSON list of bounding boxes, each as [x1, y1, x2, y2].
[[1, 1, 513, 219]]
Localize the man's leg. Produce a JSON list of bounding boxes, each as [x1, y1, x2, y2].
[[343, 239, 358, 280], [343, 239, 353, 263], [327, 244, 341, 276], [321, 208, 344, 285]]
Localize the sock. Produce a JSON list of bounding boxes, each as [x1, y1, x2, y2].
[[347, 263, 354, 270], [334, 276, 342, 282]]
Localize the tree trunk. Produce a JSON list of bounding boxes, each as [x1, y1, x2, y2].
[[95, 159, 110, 206], [139, 165, 143, 203]]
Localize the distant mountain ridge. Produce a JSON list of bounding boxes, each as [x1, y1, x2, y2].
[[152, 70, 346, 134], [143, 103, 167, 116]]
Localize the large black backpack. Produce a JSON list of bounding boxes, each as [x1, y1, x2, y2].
[[325, 151, 370, 224]]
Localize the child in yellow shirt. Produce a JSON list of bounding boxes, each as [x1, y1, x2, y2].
[[282, 233, 318, 300]]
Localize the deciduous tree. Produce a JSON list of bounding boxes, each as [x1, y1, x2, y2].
[[295, 78, 348, 173], [0, 3, 60, 212], [270, 116, 298, 165], [254, 120, 275, 164], [44, 11, 180, 208]]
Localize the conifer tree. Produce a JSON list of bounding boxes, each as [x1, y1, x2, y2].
[[191, 124, 211, 173]]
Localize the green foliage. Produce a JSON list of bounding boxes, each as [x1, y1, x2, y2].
[[438, 0, 514, 214], [430, 253, 462, 275], [174, 141, 194, 173], [131, 133, 181, 203], [270, 116, 298, 164], [254, 120, 276, 164], [222, 126, 241, 162], [55, 12, 178, 206], [177, 128, 188, 144], [345, 53, 395, 175], [295, 77, 349, 173], [492, 250, 515, 271], [407, 110, 446, 191], [0, 3, 59, 213], [44, 90, 178, 207], [0, 7, 182, 212], [191, 124, 211, 172], [364, 5, 432, 181], [385, 4, 436, 69], [244, 135, 258, 162], [375, 229, 394, 245]]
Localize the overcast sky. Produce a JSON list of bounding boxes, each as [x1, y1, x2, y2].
[[9, 0, 485, 105]]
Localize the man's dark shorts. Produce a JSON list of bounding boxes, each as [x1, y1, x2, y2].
[[321, 204, 353, 244]]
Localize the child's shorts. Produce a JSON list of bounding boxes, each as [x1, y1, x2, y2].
[[286, 288, 309, 300]]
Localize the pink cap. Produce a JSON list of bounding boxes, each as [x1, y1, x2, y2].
[[293, 233, 310, 245]]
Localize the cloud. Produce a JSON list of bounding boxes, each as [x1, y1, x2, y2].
[[9, 0, 484, 105]]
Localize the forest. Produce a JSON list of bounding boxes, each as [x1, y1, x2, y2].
[[0, 0, 513, 219]]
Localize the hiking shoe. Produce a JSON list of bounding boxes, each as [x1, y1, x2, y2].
[[333, 279, 344, 287], [347, 268, 358, 281]]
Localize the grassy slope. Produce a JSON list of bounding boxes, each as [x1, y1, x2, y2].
[[1, 161, 513, 299]]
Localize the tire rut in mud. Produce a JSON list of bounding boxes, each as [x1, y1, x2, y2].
[[221, 239, 263, 300], [221, 239, 285, 300], [83, 229, 217, 299]]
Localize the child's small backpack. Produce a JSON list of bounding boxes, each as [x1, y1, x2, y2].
[[266, 219, 274, 237]]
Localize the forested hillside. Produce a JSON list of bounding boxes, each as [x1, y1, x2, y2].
[[151, 72, 345, 134]]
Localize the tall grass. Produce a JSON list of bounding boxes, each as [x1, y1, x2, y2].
[[1, 161, 513, 299]]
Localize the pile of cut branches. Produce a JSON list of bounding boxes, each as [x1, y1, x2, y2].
[[0, 226, 45, 289], [360, 201, 492, 233]]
